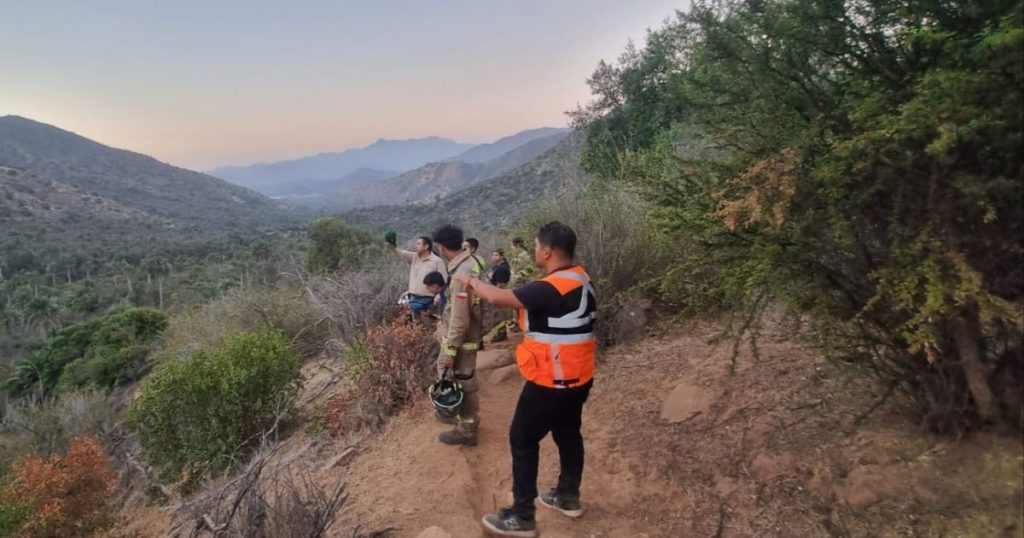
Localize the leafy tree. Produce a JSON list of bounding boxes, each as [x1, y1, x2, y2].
[[6, 308, 167, 396], [306, 217, 376, 273], [574, 0, 1023, 431]]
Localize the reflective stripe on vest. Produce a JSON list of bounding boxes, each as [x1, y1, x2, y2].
[[546, 270, 596, 329], [551, 343, 566, 384], [525, 332, 594, 345]]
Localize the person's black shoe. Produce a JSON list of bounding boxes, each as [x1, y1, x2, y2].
[[481, 507, 536, 537], [538, 488, 584, 518]]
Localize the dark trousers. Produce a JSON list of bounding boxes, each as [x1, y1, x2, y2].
[[510, 379, 592, 519]]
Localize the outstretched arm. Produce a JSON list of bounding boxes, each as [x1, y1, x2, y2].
[[389, 244, 415, 264], [455, 274, 523, 309]]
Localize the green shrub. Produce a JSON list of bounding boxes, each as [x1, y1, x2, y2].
[[128, 329, 301, 486], [341, 334, 371, 377], [305, 402, 331, 437], [0, 500, 32, 537]]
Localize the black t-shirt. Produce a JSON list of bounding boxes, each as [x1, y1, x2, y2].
[[512, 266, 596, 334], [489, 261, 511, 285]]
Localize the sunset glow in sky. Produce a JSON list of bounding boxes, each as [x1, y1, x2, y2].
[[1, 1, 685, 170]]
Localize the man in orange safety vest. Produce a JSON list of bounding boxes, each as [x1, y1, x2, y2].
[[454, 221, 596, 538]]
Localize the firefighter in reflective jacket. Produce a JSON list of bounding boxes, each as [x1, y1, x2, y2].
[[432, 224, 484, 446], [454, 221, 595, 537]]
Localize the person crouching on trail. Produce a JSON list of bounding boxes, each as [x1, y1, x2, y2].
[[453, 221, 596, 538], [433, 224, 485, 446], [386, 232, 447, 322]]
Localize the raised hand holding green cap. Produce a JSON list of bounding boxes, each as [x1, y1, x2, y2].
[[384, 230, 397, 246]]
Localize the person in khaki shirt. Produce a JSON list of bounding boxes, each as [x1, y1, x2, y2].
[[387, 234, 447, 319], [432, 224, 484, 446]]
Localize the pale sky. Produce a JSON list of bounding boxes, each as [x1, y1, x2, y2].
[[0, 1, 685, 170]]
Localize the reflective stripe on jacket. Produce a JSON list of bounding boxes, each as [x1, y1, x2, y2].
[[516, 265, 596, 388]]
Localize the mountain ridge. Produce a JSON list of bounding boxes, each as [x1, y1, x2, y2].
[[207, 127, 569, 200], [445, 127, 569, 163], [320, 130, 572, 210], [207, 136, 475, 194], [343, 130, 585, 235]]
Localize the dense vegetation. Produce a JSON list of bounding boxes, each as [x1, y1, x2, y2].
[[6, 307, 167, 398], [573, 0, 1023, 432], [0, 228, 304, 373], [306, 217, 380, 274]]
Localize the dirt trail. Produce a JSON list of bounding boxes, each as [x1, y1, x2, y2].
[[338, 335, 668, 537], [336, 323, 1023, 538]]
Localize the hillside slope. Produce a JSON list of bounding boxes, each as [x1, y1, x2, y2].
[[333, 160, 489, 209], [0, 115, 282, 227], [446, 127, 569, 163], [264, 168, 399, 199], [0, 165, 154, 223]]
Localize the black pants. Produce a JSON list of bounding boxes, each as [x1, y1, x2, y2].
[[510, 379, 592, 519]]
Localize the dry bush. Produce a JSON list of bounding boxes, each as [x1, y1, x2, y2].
[[155, 284, 329, 363], [157, 255, 407, 367], [196, 450, 346, 538], [1, 435, 116, 537], [167, 440, 391, 538], [328, 319, 437, 433], [520, 180, 670, 345], [1, 388, 118, 458], [301, 260, 407, 342]]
